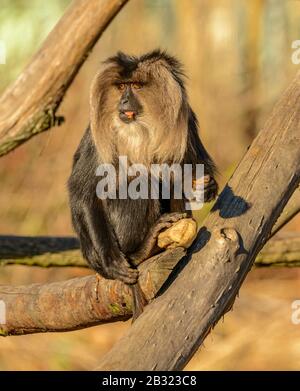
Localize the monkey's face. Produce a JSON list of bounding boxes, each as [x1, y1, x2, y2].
[[116, 82, 143, 124], [112, 65, 184, 131], [90, 50, 189, 165]]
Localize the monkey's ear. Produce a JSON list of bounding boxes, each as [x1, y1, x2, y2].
[[89, 66, 116, 163], [89, 63, 113, 125], [89, 70, 102, 134]]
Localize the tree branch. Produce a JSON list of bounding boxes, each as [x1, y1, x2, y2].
[[270, 186, 300, 238], [96, 71, 300, 370], [0, 236, 85, 267], [0, 248, 185, 336], [255, 233, 300, 267], [1, 233, 300, 268], [0, 0, 128, 157]]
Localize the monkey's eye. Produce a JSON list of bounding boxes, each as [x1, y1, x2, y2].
[[132, 82, 142, 90], [117, 83, 126, 91]]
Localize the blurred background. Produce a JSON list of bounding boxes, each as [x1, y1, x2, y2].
[[0, 0, 300, 370]]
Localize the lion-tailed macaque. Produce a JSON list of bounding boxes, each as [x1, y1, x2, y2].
[[68, 50, 218, 320]]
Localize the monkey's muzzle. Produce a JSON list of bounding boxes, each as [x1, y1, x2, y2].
[[119, 110, 137, 123]]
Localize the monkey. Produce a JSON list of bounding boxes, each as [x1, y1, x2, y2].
[[68, 50, 218, 321]]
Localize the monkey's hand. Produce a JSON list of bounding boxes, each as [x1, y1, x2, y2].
[[129, 212, 187, 266], [204, 175, 218, 202], [192, 175, 218, 203]]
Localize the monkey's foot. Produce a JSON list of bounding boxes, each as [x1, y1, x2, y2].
[[129, 212, 187, 266], [101, 255, 139, 285], [157, 218, 197, 249]]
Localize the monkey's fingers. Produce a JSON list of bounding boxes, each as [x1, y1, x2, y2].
[[145, 213, 187, 246], [158, 212, 187, 225], [151, 221, 173, 235], [129, 236, 160, 266], [203, 178, 218, 202], [105, 258, 139, 285], [117, 266, 139, 285], [142, 212, 188, 249], [129, 213, 188, 267], [192, 174, 210, 188], [193, 175, 218, 203]]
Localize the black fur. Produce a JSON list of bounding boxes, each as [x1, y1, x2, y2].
[[106, 49, 186, 89]]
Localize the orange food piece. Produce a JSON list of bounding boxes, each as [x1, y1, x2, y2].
[[125, 111, 134, 119]]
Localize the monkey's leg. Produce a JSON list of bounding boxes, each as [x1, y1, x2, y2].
[[129, 212, 187, 266]]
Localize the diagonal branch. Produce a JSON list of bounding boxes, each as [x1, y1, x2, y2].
[[0, 0, 128, 157]]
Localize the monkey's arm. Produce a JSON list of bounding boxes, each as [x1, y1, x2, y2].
[[76, 200, 138, 284], [68, 129, 137, 284], [70, 192, 145, 321], [185, 109, 219, 202]]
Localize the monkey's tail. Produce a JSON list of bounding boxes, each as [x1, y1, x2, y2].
[[131, 282, 148, 322]]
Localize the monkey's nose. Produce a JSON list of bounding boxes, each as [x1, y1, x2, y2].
[[121, 98, 129, 105]]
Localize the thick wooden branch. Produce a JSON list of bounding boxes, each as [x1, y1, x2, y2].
[[0, 0, 128, 156], [0, 248, 185, 336], [1, 233, 300, 268], [96, 72, 300, 370]]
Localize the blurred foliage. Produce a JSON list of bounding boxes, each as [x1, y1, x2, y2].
[[0, 0, 70, 89]]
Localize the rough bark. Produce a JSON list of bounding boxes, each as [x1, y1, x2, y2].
[[96, 71, 300, 370], [0, 0, 128, 156], [1, 233, 300, 268], [0, 248, 185, 336]]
